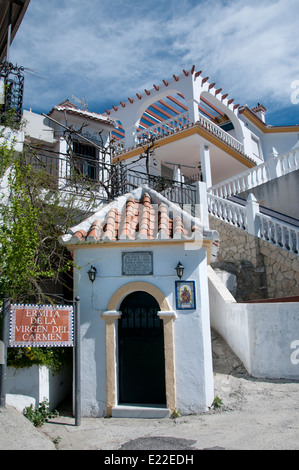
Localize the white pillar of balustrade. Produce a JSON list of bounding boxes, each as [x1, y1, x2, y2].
[[246, 193, 260, 236], [267, 147, 281, 180]]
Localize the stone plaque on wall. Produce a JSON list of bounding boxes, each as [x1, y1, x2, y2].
[[122, 251, 153, 276]]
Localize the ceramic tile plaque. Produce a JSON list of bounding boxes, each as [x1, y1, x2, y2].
[[175, 281, 196, 310], [122, 251, 153, 276], [9, 304, 73, 347]]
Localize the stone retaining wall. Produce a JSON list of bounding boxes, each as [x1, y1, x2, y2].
[[209, 216, 299, 300]]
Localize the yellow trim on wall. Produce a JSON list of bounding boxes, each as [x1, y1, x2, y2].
[[67, 239, 213, 263], [240, 108, 299, 134], [101, 312, 121, 416], [107, 281, 171, 311]]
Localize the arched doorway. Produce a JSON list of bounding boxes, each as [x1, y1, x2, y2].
[[118, 291, 166, 405]]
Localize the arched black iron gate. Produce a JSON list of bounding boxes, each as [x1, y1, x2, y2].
[[118, 291, 166, 405]]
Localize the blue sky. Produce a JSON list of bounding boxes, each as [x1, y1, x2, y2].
[[9, 0, 299, 126]]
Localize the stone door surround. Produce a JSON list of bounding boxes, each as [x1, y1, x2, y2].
[[102, 281, 177, 416]]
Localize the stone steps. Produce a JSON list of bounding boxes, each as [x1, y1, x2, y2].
[[112, 405, 170, 419]]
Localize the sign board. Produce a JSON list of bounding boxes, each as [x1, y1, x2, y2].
[[122, 251, 153, 276], [9, 304, 73, 347]]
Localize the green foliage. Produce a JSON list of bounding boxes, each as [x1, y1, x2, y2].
[[23, 399, 59, 427], [171, 409, 181, 419], [7, 347, 72, 374], [0, 134, 77, 371], [0, 157, 40, 299], [0, 107, 22, 131], [0, 140, 74, 303], [211, 395, 224, 410]]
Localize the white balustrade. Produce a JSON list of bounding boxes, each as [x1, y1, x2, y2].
[[137, 112, 190, 143], [208, 194, 247, 230], [258, 213, 299, 255], [278, 148, 299, 175], [197, 114, 244, 153], [208, 193, 299, 255], [210, 147, 299, 197], [136, 111, 245, 154]]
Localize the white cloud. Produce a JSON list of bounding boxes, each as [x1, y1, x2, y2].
[[10, 0, 299, 118], [167, 0, 299, 106]]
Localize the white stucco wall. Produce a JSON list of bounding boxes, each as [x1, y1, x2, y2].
[[0, 126, 24, 153], [73, 242, 214, 417], [5, 365, 72, 412], [208, 266, 299, 379]]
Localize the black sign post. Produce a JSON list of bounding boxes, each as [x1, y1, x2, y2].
[[0, 295, 10, 408], [74, 296, 81, 426]]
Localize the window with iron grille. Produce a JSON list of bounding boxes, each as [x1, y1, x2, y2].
[[72, 140, 98, 181]]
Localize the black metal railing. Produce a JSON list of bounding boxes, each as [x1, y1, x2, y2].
[[121, 167, 197, 206], [0, 62, 24, 126], [25, 147, 197, 207]]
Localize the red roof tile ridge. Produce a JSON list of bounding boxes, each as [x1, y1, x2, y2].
[[87, 219, 105, 241], [60, 185, 209, 245]]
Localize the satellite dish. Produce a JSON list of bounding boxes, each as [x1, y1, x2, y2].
[[71, 94, 88, 110]]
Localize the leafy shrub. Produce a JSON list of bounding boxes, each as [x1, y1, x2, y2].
[[23, 399, 59, 427], [7, 347, 72, 374], [211, 395, 224, 409]]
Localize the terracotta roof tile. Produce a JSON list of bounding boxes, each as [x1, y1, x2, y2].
[[71, 191, 201, 243]]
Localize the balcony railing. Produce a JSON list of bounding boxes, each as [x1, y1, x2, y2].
[[208, 193, 299, 254], [121, 167, 196, 206], [0, 62, 24, 126], [209, 146, 299, 198], [25, 148, 197, 207], [137, 112, 190, 144], [197, 114, 245, 154], [132, 110, 245, 155]]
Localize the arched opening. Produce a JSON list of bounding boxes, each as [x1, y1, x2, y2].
[[118, 291, 166, 405], [200, 91, 244, 143], [111, 119, 125, 145]]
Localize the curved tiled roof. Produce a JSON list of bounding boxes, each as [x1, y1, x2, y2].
[[60, 186, 206, 245], [48, 100, 116, 127]]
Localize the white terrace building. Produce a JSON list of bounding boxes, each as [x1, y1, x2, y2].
[[19, 65, 299, 304], [7, 67, 299, 412], [104, 66, 299, 190]]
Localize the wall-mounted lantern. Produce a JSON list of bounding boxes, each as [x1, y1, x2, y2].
[[175, 262, 184, 280], [87, 265, 97, 283]]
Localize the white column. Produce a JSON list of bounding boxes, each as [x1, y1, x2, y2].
[[124, 124, 138, 149], [201, 143, 212, 189], [186, 98, 200, 124], [58, 138, 68, 189]]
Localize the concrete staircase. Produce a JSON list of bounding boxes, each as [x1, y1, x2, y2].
[[207, 148, 299, 301]]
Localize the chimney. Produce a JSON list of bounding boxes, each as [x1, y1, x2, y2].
[[251, 103, 267, 123]]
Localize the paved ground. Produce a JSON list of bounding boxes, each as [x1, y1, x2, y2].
[[1, 331, 299, 451]]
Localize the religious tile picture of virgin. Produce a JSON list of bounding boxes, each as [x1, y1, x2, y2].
[[175, 281, 196, 310]]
